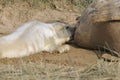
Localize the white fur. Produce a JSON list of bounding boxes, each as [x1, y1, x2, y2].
[[0, 21, 71, 58]]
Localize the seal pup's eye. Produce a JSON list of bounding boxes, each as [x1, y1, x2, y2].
[[66, 26, 69, 29]]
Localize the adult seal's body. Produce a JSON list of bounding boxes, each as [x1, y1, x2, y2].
[[74, 0, 120, 56]]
